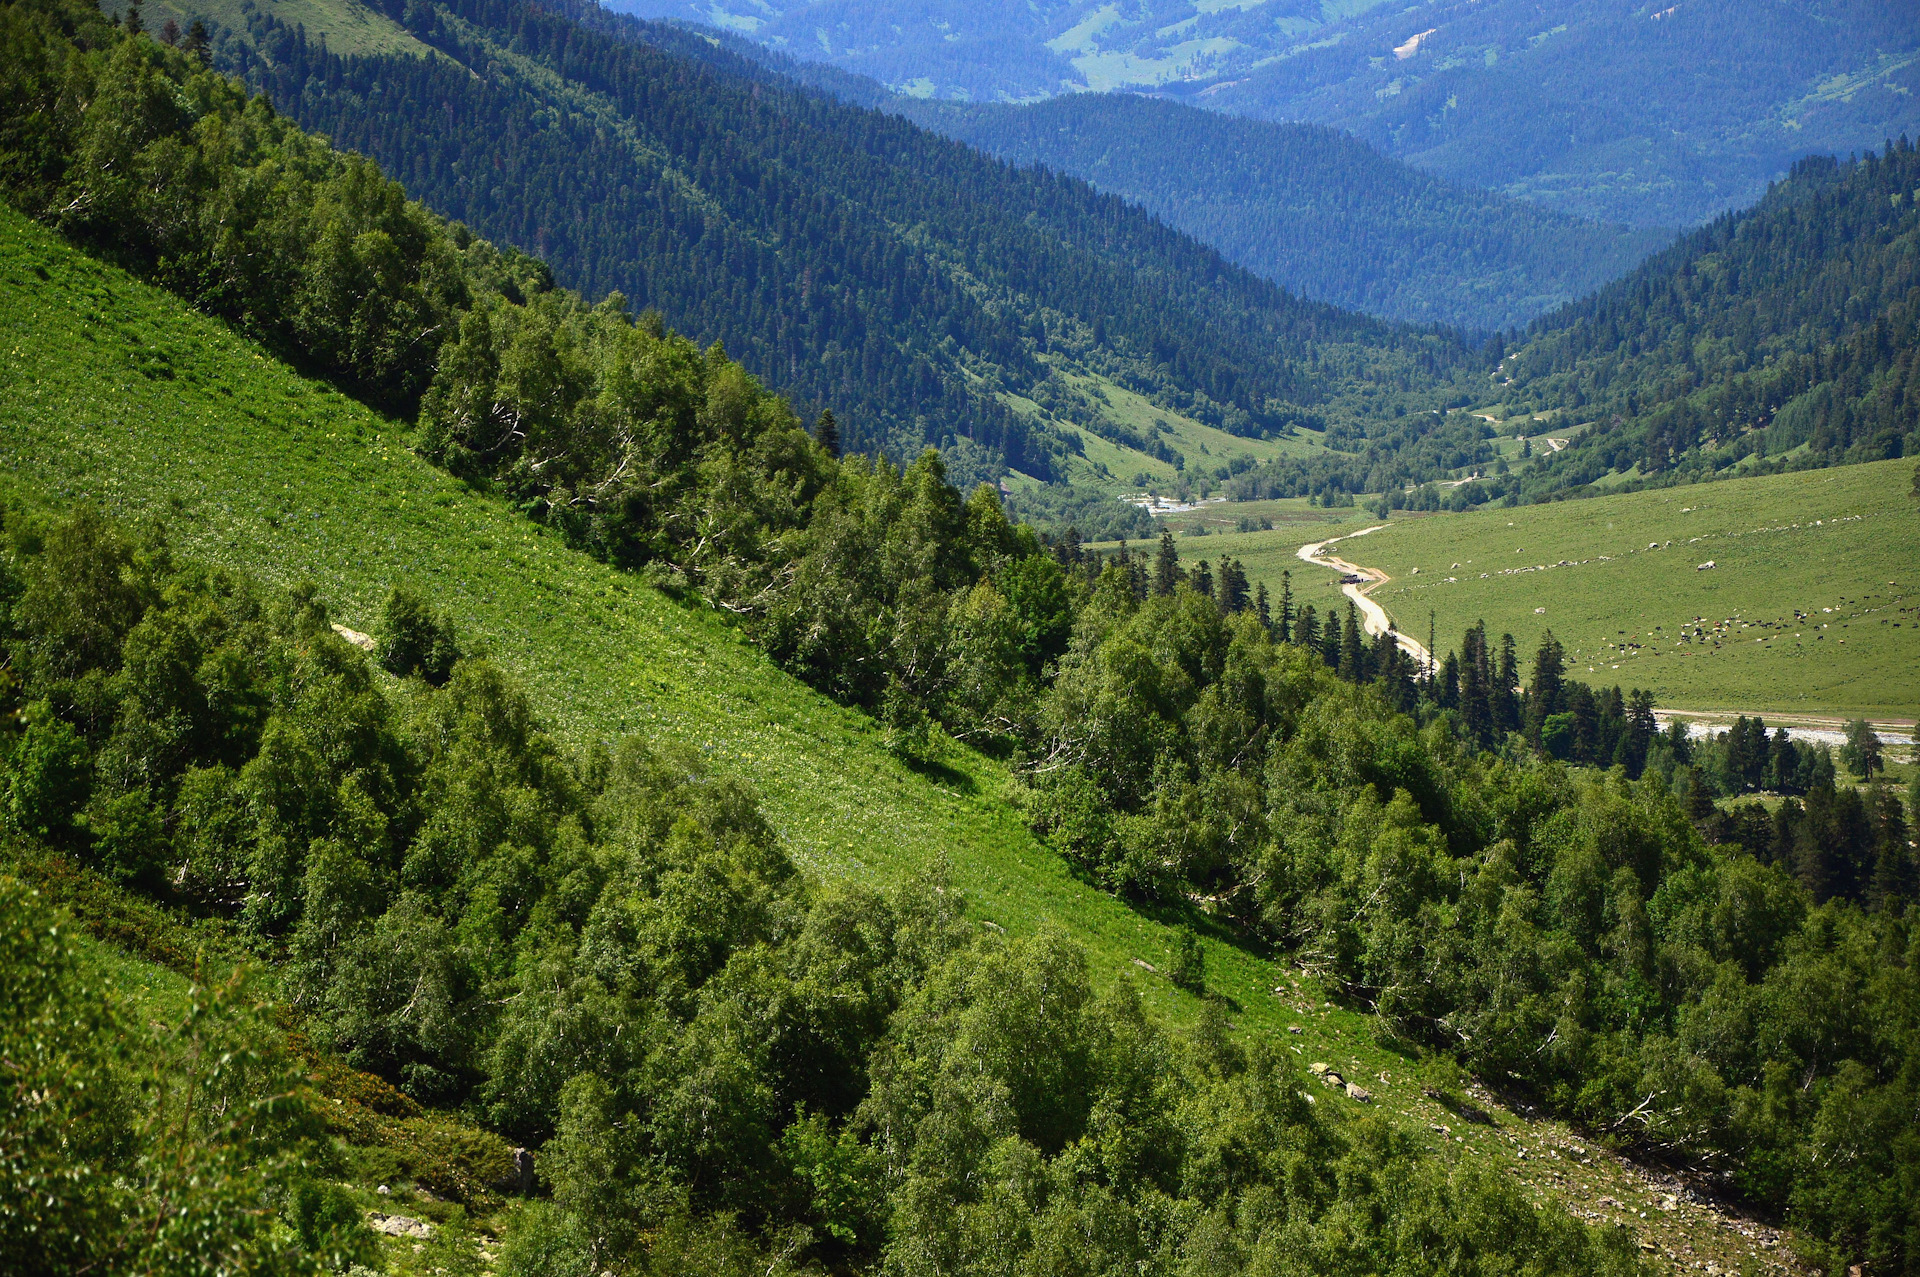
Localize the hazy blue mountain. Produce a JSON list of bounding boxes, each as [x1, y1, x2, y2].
[[899, 92, 1668, 330], [599, 0, 1376, 101], [607, 0, 1920, 228], [1184, 0, 1920, 227]]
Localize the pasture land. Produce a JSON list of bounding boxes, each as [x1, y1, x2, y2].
[[1194, 461, 1918, 719]]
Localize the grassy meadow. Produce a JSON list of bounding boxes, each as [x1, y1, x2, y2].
[[1176, 461, 1919, 721], [103, 0, 437, 57], [0, 203, 1805, 1271], [1004, 366, 1336, 491]]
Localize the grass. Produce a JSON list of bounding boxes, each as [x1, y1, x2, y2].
[[1005, 365, 1338, 493], [104, 0, 437, 59], [0, 204, 1804, 1272], [1195, 460, 1920, 720]]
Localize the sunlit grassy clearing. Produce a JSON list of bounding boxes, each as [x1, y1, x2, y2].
[[1198, 461, 1919, 718]]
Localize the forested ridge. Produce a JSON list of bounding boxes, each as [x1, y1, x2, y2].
[[896, 92, 1668, 332], [216, 0, 1484, 477], [1500, 143, 1920, 496]]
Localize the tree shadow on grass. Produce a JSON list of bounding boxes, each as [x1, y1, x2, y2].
[[901, 753, 979, 795]]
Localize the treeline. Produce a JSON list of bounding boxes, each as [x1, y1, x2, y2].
[[1225, 409, 1501, 502], [220, 0, 1483, 469], [905, 92, 1665, 331], [1504, 142, 1920, 496], [1667, 717, 1915, 912], [0, 504, 1653, 1277]]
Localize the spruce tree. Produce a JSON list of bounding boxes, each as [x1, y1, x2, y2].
[[1276, 569, 1293, 642], [1219, 557, 1249, 613], [1497, 633, 1521, 733], [1254, 580, 1270, 631], [1340, 602, 1364, 679], [1153, 530, 1179, 596], [1525, 631, 1565, 742], [124, 0, 144, 35], [813, 408, 840, 458]]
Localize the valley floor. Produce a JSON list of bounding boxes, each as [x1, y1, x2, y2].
[[1170, 461, 1920, 720]]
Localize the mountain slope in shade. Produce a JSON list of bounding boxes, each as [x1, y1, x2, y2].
[[900, 92, 1669, 331]]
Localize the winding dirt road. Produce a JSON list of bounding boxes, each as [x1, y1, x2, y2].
[[1297, 527, 1434, 673]]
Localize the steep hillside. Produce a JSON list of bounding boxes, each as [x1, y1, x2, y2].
[[2, 194, 1820, 1277], [902, 92, 1667, 330], [1498, 144, 1920, 494], [206, 0, 1482, 485]]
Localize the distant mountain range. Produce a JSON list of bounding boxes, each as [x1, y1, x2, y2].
[[893, 93, 1668, 331], [608, 0, 1920, 228]]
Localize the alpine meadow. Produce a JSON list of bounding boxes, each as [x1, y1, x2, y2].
[[1, 1, 1918, 1276]]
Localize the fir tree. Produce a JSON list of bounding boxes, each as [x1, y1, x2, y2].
[[1296, 604, 1319, 652], [1339, 602, 1363, 678], [814, 408, 840, 458], [1218, 557, 1249, 614], [1153, 531, 1179, 597]]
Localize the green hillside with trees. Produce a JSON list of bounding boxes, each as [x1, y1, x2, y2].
[[1211, 142, 1920, 513], [3, 3, 1920, 1274], [1499, 144, 1920, 496]]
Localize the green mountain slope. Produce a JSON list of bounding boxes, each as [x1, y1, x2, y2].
[[208, 0, 1480, 488], [1496, 144, 1920, 496], [0, 196, 1231, 1020], [0, 191, 1825, 1277], [899, 92, 1668, 331]]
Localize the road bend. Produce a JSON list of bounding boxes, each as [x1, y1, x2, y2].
[[1297, 526, 1435, 674]]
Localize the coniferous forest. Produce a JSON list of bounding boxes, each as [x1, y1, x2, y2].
[[1, 0, 1919, 1275], [896, 92, 1668, 332], [218, 0, 1481, 476], [1498, 145, 1920, 491]]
